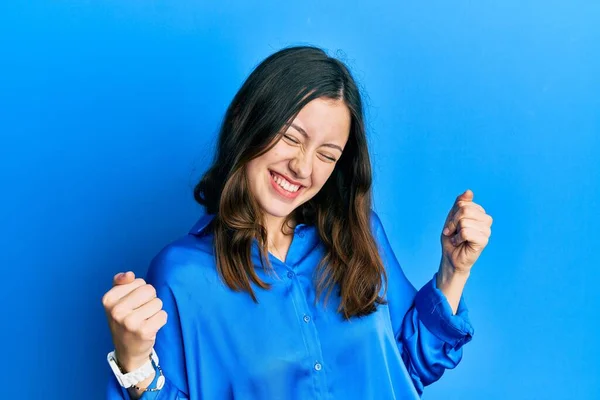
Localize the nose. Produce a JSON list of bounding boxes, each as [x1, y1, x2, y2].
[[289, 149, 312, 180]]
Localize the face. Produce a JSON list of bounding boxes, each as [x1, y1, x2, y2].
[[245, 97, 351, 224]]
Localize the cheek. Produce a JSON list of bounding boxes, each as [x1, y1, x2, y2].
[[262, 142, 291, 164], [245, 158, 266, 189], [271, 144, 294, 160], [245, 160, 258, 180], [310, 165, 337, 191]]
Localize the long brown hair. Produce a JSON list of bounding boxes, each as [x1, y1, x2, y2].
[[194, 45, 386, 319]]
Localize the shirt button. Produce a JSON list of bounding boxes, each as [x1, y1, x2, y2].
[[303, 315, 311, 323], [298, 231, 305, 238], [287, 271, 295, 279], [314, 362, 322, 371]]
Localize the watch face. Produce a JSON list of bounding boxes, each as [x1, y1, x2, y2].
[[157, 374, 166, 390]]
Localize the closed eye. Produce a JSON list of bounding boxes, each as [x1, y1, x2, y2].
[[283, 133, 337, 162], [320, 154, 337, 162], [283, 134, 300, 145]]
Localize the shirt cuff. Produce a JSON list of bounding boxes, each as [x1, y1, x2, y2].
[[414, 272, 474, 349]]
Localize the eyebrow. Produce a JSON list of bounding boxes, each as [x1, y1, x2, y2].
[[289, 123, 344, 153]]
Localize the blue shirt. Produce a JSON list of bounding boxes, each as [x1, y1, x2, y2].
[[107, 211, 473, 399]]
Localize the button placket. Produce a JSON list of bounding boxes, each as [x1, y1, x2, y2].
[[283, 242, 328, 394]]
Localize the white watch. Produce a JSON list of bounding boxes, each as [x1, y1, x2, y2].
[[107, 349, 159, 388]]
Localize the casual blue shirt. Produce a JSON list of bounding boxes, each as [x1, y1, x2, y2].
[[106, 211, 473, 399]]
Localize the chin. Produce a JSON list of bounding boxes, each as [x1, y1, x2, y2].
[[259, 201, 298, 219]]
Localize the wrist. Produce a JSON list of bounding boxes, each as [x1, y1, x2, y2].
[[115, 350, 152, 373], [437, 259, 470, 290]]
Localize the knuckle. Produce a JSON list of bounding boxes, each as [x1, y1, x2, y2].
[[471, 201, 484, 212], [155, 297, 164, 310], [110, 304, 127, 321], [110, 304, 122, 320], [137, 284, 156, 299], [101, 292, 112, 308], [123, 314, 140, 332], [160, 310, 169, 325], [144, 284, 157, 298], [110, 308, 126, 323], [139, 325, 157, 341], [133, 278, 146, 286]]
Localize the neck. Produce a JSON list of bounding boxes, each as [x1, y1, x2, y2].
[[264, 214, 295, 256]]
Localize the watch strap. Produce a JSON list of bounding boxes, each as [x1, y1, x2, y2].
[[107, 349, 159, 388]]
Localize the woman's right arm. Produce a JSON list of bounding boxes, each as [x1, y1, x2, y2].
[[103, 252, 191, 400]]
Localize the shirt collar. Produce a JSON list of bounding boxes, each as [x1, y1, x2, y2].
[[188, 213, 318, 270], [188, 213, 216, 236], [189, 214, 312, 236]]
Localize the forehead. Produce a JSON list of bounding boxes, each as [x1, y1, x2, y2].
[[292, 97, 351, 143]]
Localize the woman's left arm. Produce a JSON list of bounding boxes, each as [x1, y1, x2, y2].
[[371, 189, 492, 395], [437, 189, 493, 314]]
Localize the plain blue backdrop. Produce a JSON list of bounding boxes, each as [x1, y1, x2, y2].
[[1, 1, 598, 399]]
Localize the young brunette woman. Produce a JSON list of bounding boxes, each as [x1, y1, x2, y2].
[[103, 45, 493, 400]]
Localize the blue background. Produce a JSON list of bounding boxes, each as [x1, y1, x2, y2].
[[1, 1, 598, 399]]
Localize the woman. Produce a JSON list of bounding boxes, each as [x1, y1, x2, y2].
[[103, 45, 492, 400]]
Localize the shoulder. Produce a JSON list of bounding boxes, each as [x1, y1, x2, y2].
[[368, 210, 405, 277], [145, 232, 219, 289], [370, 210, 383, 230], [368, 210, 398, 268], [369, 211, 417, 311], [369, 210, 387, 243]]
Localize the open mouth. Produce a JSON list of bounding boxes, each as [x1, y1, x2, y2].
[[269, 170, 304, 198]]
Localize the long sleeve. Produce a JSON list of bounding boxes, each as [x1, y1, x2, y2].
[[371, 211, 474, 396], [106, 248, 191, 400]]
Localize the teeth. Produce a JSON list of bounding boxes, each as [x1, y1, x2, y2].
[[271, 173, 300, 193]]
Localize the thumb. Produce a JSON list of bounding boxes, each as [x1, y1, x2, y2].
[[459, 189, 474, 202], [113, 271, 135, 286]]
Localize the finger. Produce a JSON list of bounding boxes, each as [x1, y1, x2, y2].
[[111, 284, 158, 321], [444, 204, 491, 236], [451, 227, 489, 248], [113, 271, 136, 286], [134, 297, 164, 321], [103, 278, 147, 309], [443, 191, 478, 232], [451, 218, 491, 238], [449, 201, 486, 220], [455, 207, 492, 226], [139, 310, 169, 340], [454, 189, 474, 205], [122, 298, 164, 332], [465, 201, 486, 214]]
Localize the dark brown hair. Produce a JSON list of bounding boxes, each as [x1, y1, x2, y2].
[[194, 45, 386, 319]]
